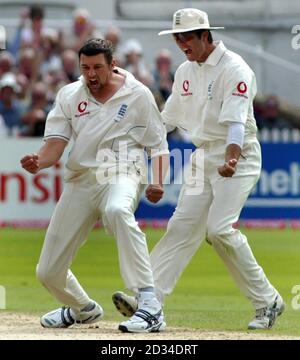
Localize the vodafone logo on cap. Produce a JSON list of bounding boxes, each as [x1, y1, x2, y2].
[[78, 101, 88, 113], [237, 82, 247, 94]]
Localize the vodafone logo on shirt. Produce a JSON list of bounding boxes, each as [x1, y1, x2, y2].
[[183, 80, 189, 92], [78, 101, 88, 112], [232, 82, 248, 99], [181, 80, 193, 96], [76, 101, 90, 117], [237, 82, 247, 94]]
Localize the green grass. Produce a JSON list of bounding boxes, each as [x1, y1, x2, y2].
[[0, 228, 299, 335]]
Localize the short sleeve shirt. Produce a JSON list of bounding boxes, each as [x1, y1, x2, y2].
[[44, 69, 168, 175], [162, 41, 257, 146]]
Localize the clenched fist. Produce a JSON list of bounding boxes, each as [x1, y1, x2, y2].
[[217, 159, 237, 177], [20, 154, 40, 174], [145, 184, 164, 204]]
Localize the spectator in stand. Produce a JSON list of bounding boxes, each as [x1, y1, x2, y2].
[[0, 73, 24, 136], [16, 73, 31, 108], [7, 8, 28, 57], [17, 48, 40, 87], [0, 51, 15, 77], [21, 82, 51, 137], [68, 8, 103, 52], [20, 4, 45, 50], [10, 5, 58, 57], [42, 49, 79, 100], [40, 29, 62, 76], [61, 49, 79, 83], [152, 49, 174, 110], [39, 29, 64, 98], [105, 26, 123, 66], [123, 39, 153, 87], [259, 96, 293, 130]]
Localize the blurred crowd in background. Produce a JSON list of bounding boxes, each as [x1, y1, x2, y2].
[[0, 4, 298, 141]]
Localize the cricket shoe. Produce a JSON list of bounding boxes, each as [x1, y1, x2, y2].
[[40, 301, 103, 328], [118, 297, 166, 333], [112, 291, 137, 317], [248, 295, 285, 330]]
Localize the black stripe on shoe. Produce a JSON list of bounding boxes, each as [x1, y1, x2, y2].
[[134, 309, 161, 326], [61, 307, 74, 327]]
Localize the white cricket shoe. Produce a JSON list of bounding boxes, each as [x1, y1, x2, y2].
[[112, 291, 137, 317], [118, 297, 166, 333], [40, 301, 103, 328], [248, 295, 285, 330]]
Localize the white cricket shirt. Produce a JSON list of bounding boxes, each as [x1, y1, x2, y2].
[[44, 69, 168, 180], [162, 41, 258, 146]]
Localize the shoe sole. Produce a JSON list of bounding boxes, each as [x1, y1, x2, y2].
[[112, 292, 136, 317], [118, 321, 166, 333], [40, 319, 71, 328]]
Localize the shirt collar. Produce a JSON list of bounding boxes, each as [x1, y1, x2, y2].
[[204, 40, 226, 66]]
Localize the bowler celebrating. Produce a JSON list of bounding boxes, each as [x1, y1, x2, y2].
[[21, 38, 168, 333]]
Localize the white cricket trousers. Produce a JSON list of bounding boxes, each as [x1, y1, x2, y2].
[[151, 138, 278, 309], [36, 173, 153, 311]]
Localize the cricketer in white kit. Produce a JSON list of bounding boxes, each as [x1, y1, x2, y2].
[[21, 39, 169, 333], [112, 9, 285, 330]]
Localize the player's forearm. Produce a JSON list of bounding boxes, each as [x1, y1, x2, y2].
[[37, 139, 67, 170], [225, 122, 244, 162], [151, 154, 169, 186]]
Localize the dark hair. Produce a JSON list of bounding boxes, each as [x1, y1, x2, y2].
[[78, 38, 114, 65], [194, 30, 213, 44], [29, 4, 44, 20]]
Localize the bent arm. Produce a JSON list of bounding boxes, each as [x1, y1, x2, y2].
[[218, 122, 244, 177], [20, 138, 67, 174]]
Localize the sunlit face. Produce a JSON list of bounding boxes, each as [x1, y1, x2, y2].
[[173, 31, 208, 62], [79, 53, 113, 94]]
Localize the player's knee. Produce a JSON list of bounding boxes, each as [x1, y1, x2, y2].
[[207, 224, 246, 249], [36, 264, 47, 284], [36, 263, 56, 286], [206, 223, 225, 244], [105, 203, 131, 221]]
